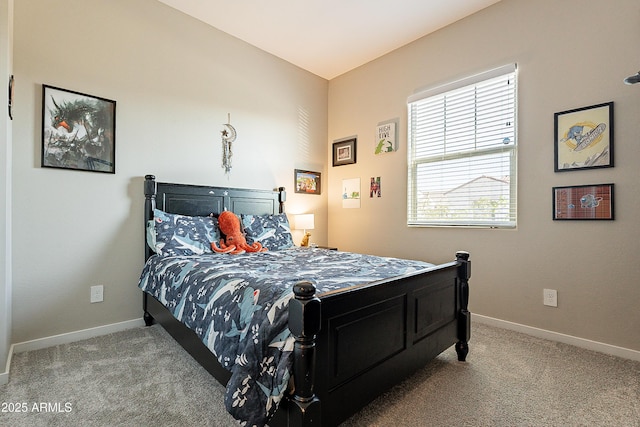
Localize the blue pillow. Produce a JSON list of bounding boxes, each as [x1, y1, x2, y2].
[[151, 209, 219, 256], [241, 213, 294, 251]]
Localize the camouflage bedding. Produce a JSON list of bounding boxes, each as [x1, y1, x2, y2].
[[138, 247, 433, 426]]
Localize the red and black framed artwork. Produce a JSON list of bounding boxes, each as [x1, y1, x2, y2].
[[552, 183, 614, 220]]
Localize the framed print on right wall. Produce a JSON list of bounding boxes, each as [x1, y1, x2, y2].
[[554, 102, 613, 172], [552, 183, 614, 220]]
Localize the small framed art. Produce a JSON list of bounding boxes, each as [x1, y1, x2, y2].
[[332, 137, 357, 167], [554, 102, 613, 172], [42, 84, 116, 173], [552, 183, 614, 220], [294, 169, 321, 195], [375, 119, 398, 154]]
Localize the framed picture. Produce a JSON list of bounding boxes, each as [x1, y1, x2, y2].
[[375, 119, 398, 154], [42, 85, 116, 173], [554, 102, 613, 172], [294, 169, 321, 195], [552, 183, 614, 220], [333, 137, 357, 167]]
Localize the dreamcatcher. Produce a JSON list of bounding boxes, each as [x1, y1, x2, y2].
[[221, 113, 237, 176]]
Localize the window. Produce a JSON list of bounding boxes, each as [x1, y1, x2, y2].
[[407, 64, 517, 228]]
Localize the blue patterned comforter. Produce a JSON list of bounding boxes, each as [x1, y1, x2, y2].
[[138, 248, 433, 426]]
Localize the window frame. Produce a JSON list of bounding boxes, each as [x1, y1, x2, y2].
[[407, 64, 518, 228]]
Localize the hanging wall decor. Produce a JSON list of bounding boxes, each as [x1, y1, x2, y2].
[[342, 178, 361, 208], [554, 102, 613, 172], [332, 137, 357, 166], [370, 176, 381, 197], [552, 183, 614, 220], [294, 169, 322, 195], [41, 85, 116, 173], [221, 113, 237, 175], [375, 119, 398, 154]]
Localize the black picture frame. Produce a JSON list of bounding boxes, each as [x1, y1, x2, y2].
[[332, 137, 357, 167], [294, 169, 321, 195], [554, 102, 613, 172], [552, 183, 614, 220], [42, 84, 116, 174]]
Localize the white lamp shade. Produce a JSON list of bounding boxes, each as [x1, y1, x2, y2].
[[295, 214, 315, 230]]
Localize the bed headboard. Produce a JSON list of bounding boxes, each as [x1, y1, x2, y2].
[[144, 174, 286, 260]]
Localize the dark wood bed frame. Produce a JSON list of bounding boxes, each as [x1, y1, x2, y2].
[[142, 174, 471, 426]]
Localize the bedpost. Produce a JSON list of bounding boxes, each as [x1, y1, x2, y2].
[[143, 175, 157, 327], [287, 281, 321, 426], [455, 251, 471, 361], [278, 187, 286, 213]]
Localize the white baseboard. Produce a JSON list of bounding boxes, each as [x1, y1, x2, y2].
[[473, 314, 640, 362], [12, 318, 145, 354], [0, 343, 14, 385]]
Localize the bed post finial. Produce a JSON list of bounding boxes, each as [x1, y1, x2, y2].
[[144, 175, 157, 199], [455, 251, 471, 361], [288, 281, 321, 426]]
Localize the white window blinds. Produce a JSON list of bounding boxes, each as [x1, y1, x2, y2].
[[407, 64, 517, 228]]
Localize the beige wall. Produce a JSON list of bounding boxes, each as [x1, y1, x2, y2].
[[11, 0, 328, 342], [328, 0, 640, 351]]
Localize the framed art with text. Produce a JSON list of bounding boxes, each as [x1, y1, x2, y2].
[[552, 183, 614, 220], [42, 84, 116, 173], [375, 119, 398, 154], [554, 102, 613, 172]]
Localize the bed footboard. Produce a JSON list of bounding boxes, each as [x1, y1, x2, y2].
[[291, 250, 471, 426]]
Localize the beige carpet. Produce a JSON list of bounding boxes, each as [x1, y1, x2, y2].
[[1, 322, 638, 426]]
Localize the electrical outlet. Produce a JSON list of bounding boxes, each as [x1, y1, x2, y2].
[[90, 285, 104, 303], [543, 288, 557, 307]]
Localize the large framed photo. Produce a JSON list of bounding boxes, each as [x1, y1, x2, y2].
[[42, 85, 116, 173], [552, 183, 614, 220], [554, 102, 613, 172], [294, 169, 321, 195], [332, 137, 357, 167]]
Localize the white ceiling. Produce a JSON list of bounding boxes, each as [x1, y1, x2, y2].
[[156, 0, 501, 80]]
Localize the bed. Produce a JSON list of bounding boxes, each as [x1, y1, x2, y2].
[[140, 174, 471, 426]]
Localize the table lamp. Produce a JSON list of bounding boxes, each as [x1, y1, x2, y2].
[[294, 214, 315, 247]]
